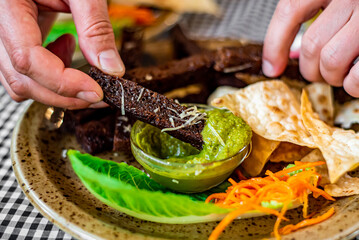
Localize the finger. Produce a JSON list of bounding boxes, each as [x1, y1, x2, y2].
[[262, 0, 328, 77], [38, 11, 58, 42], [343, 62, 359, 97], [0, 0, 103, 103], [6, 70, 93, 109], [46, 34, 76, 68], [89, 101, 109, 108], [0, 71, 27, 102], [319, 15, 359, 86], [34, 0, 70, 12], [300, 0, 353, 82], [0, 39, 92, 109], [69, 0, 125, 76]]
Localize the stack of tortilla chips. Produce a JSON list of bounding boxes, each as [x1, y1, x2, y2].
[[212, 80, 359, 197]]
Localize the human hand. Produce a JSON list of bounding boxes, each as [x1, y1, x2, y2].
[[0, 0, 125, 109], [262, 0, 359, 97]]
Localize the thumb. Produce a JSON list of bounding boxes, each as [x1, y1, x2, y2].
[[69, 0, 125, 76]]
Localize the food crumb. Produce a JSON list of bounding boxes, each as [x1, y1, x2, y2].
[[61, 149, 68, 158]]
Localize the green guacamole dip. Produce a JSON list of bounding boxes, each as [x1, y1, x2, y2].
[[135, 108, 252, 164]]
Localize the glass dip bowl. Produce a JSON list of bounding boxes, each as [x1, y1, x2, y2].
[[130, 105, 251, 193]]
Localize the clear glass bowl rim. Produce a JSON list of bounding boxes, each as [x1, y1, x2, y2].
[[130, 103, 252, 169]]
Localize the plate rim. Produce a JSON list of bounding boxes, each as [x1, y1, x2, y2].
[[9, 102, 359, 240], [10, 101, 161, 240]]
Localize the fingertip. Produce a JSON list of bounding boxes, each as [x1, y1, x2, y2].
[[98, 49, 125, 76], [77, 75, 104, 103], [76, 90, 102, 103], [262, 59, 276, 77], [262, 58, 287, 78], [262, 35, 289, 78]]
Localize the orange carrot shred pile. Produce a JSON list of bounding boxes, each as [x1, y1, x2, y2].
[[206, 161, 335, 240], [108, 5, 156, 26]]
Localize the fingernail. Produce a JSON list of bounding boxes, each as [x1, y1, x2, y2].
[[89, 101, 109, 108], [99, 49, 124, 75], [76, 91, 102, 103], [262, 60, 275, 77]]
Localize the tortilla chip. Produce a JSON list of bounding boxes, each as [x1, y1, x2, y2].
[[290, 87, 302, 103], [280, 76, 307, 91], [305, 83, 334, 125], [269, 142, 312, 163], [207, 86, 239, 107], [300, 149, 330, 186], [334, 99, 359, 129], [241, 133, 280, 177], [212, 80, 315, 148], [324, 174, 359, 197], [301, 90, 359, 183], [301, 149, 359, 196]]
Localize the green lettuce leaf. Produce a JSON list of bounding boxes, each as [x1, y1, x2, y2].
[[68, 150, 230, 224]]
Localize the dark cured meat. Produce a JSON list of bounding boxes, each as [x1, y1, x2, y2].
[[75, 114, 116, 154], [89, 67, 205, 150], [214, 72, 247, 89], [213, 44, 263, 74], [213, 45, 304, 82], [62, 108, 114, 132], [170, 25, 203, 59], [124, 52, 215, 94], [123, 45, 304, 95], [113, 111, 136, 152], [120, 27, 144, 69]]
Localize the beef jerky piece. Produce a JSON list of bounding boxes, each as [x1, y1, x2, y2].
[[170, 25, 203, 59], [120, 27, 144, 69], [213, 45, 305, 82], [282, 58, 305, 81], [75, 114, 116, 154], [62, 107, 114, 132], [113, 111, 136, 152], [89, 67, 205, 149], [213, 44, 263, 73], [124, 52, 215, 93], [214, 72, 247, 89]]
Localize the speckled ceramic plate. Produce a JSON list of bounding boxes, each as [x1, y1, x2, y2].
[[11, 101, 359, 240]]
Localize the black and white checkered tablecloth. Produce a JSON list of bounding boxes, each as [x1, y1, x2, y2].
[[0, 86, 74, 240], [0, 0, 305, 239]]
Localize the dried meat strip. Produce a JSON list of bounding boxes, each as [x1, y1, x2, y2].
[[113, 111, 136, 152], [124, 52, 215, 93], [89, 67, 205, 149], [170, 25, 203, 59]]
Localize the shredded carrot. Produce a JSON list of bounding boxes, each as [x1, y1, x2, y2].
[[108, 4, 156, 26], [235, 169, 247, 180], [273, 202, 289, 240], [205, 161, 335, 240], [271, 161, 325, 178], [208, 206, 252, 240], [228, 178, 237, 186], [278, 207, 335, 235]]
